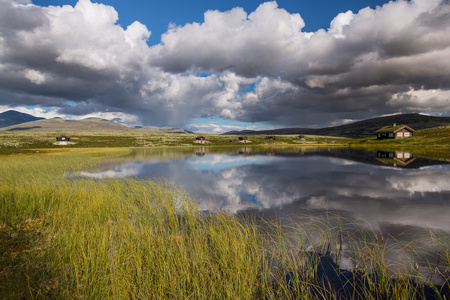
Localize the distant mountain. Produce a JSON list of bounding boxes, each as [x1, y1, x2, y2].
[[224, 114, 450, 138], [0, 116, 192, 133], [0, 110, 44, 128]]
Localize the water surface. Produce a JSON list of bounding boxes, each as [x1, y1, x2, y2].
[[77, 146, 450, 279]]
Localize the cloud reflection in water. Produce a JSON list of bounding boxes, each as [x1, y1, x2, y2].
[[77, 148, 450, 233]]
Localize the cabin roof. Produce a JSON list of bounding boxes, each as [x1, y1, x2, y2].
[[375, 125, 415, 133]]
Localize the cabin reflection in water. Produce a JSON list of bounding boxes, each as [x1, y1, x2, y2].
[[195, 147, 206, 156], [376, 151, 416, 166]]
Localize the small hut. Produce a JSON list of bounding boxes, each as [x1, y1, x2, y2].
[[194, 136, 209, 144], [54, 136, 73, 145], [266, 135, 276, 140], [238, 136, 251, 143], [298, 135, 306, 140], [56, 136, 70, 142]]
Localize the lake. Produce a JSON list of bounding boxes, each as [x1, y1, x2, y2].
[[77, 146, 450, 282]]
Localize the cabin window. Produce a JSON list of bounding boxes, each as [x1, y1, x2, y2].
[[389, 133, 394, 138], [397, 153, 403, 158], [404, 132, 410, 137], [397, 132, 403, 137], [404, 153, 410, 159]]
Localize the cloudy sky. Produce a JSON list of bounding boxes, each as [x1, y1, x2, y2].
[[0, 0, 449, 132]]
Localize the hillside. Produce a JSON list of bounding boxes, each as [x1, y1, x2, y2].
[[0, 110, 44, 128], [0, 116, 191, 133], [225, 114, 450, 138], [0, 117, 133, 132]]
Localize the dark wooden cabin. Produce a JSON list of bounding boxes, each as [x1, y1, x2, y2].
[[56, 136, 70, 142], [375, 124, 415, 140]]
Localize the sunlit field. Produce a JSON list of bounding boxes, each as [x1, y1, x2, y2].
[[1, 149, 449, 299]]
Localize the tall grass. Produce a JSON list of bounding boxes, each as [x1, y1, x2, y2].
[[1, 150, 449, 299]]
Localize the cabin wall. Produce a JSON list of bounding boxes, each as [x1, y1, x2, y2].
[[395, 129, 413, 139]]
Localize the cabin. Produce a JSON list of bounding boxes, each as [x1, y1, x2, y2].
[[53, 136, 73, 146], [56, 136, 70, 142], [194, 136, 210, 144], [375, 124, 415, 140], [266, 135, 276, 140], [238, 136, 251, 143], [299, 135, 306, 140]]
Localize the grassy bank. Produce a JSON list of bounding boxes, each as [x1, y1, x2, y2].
[[1, 125, 449, 158], [1, 150, 449, 299], [0, 130, 349, 155]]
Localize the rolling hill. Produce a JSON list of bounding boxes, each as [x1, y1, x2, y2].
[[224, 114, 450, 138], [0, 115, 191, 133]]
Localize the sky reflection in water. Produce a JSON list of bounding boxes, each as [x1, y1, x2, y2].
[[78, 147, 450, 232]]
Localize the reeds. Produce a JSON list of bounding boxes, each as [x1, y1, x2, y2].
[[1, 150, 449, 299]]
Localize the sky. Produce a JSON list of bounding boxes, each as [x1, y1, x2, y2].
[[0, 0, 449, 133]]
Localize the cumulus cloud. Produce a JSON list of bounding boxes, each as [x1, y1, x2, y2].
[[0, 0, 449, 130]]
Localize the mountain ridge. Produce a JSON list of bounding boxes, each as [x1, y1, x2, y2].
[[0, 110, 191, 133], [224, 114, 450, 138], [0, 110, 44, 128]]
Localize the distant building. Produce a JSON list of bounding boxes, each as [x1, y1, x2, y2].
[[238, 136, 251, 143], [54, 136, 73, 146], [194, 136, 209, 144], [266, 135, 276, 140], [375, 124, 415, 139], [298, 135, 306, 140], [56, 136, 70, 142]]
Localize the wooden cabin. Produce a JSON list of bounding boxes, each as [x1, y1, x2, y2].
[[266, 135, 276, 140], [298, 135, 306, 140], [56, 136, 70, 142], [375, 124, 415, 140], [238, 136, 251, 143], [54, 136, 73, 146], [194, 136, 209, 144]]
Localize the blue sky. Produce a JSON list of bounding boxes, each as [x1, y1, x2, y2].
[[33, 0, 392, 45], [1, 0, 449, 132]]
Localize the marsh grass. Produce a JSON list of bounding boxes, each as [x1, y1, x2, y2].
[[1, 150, 449, 299]]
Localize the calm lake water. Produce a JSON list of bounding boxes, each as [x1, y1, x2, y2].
[[78, 146, 450, 281]]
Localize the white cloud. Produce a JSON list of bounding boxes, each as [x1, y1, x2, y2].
[[0, 0, 449, 129], [329, 10, 353, 39], [24, 69, 46, 85]]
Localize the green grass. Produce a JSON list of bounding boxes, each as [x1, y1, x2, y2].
[[0, 149, 449, 299], [1, 125, 449, 156]]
